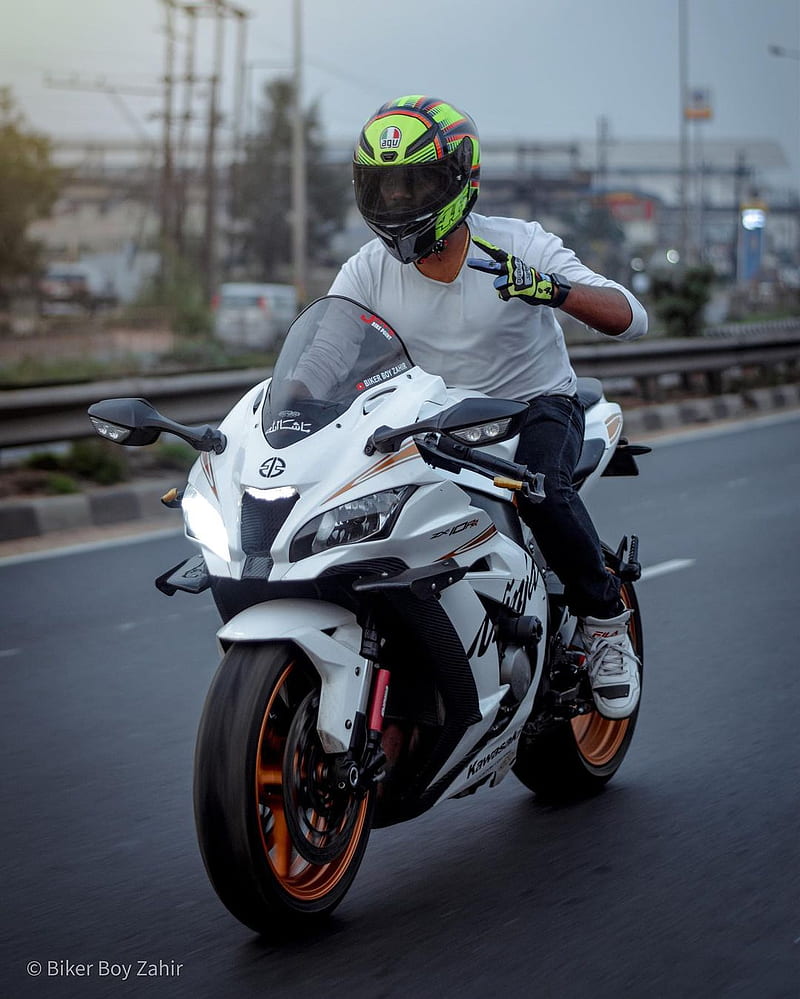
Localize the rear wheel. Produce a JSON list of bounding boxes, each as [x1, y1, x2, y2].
[[193, 643, 374, 932], [513, 580, 643, 801]]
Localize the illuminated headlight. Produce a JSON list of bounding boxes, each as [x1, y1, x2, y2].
[[182, 483, 230, 561], [289, 486, 414, 561], [450, 418, 513, 445], [89, 417, 131, 442]]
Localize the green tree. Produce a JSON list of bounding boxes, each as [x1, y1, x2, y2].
[[234, 78, 348, 279], [649, 263, 715, 337], [0, 88, 61, 299]]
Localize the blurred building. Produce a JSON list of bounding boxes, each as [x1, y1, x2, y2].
[[27, 133, 800, 302]]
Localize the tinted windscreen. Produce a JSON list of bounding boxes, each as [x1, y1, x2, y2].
[[263, 296, 412, 448]]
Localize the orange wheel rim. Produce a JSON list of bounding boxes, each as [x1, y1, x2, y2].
[[254, 662, 369, 901], [571, 585, 640, 768], [571, 713, 630, 767]]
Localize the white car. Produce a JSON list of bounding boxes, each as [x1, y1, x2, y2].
[[213, 283, 298, 350]]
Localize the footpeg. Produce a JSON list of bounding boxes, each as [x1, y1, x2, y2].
[[614, 534, 642, 582], [543, 648, 594, 718]]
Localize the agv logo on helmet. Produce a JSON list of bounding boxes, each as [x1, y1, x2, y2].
[[379, 126, 402, 150]]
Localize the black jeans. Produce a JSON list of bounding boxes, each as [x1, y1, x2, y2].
[[514, 394, 622, 620]]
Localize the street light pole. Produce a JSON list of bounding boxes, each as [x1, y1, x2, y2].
[[678, 0, 690, 264]]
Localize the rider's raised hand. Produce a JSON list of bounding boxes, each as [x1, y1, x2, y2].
[[466, 235, 571, 308]]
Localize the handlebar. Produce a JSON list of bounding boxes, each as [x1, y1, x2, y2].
[[415, 434, 545, 503]]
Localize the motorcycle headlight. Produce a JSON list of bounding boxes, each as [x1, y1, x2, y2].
[[289, 486, 414, 561], [182, 483, 230, 562]]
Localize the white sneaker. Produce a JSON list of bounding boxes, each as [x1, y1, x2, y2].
[[577, 609, 641, 719]]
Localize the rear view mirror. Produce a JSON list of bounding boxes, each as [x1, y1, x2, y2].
[[88, 398, 226, 454], [88, 398, 163, 446], [366, 397, 529, 455], [438, 398, 529, 445]]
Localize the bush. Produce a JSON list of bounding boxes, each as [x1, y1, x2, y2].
[[24, 450, 63, 472], [150, 440, 197, 472], [649, 263, 716, 337], [45, 472, 79, 494], [64, 439, 129, 485], [133, 251, 213, 337]]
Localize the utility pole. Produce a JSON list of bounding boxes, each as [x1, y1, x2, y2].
[[228, 6, 250, 248], [161, 0, 177, 260], [231, 9, 249, 169], [51, 0, 251, 296], [596, 115, 610, 188], [202, 1, 226, 300], [291, 0, 308, 306], [174, 4, 198, 255]]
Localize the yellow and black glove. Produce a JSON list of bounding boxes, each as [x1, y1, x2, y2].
[[467, 235, 571, 308]]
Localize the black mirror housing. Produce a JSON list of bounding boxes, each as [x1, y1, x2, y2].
[[88, 398, 163, 446], [437, 398, 529, 436], [87, 398, 227, 454], [366, 397, 529, 455]]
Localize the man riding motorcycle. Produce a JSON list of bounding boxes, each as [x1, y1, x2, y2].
[[328, 94, 648, 719]]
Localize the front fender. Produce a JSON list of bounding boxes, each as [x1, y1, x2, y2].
[[217, 599, 366, 754]]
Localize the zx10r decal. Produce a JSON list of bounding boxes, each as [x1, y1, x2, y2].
[[431, 518, 480, 540]]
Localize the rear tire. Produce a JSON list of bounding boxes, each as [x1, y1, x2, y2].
[[193, 643, 374, 933], [513, 580, 643, 801]]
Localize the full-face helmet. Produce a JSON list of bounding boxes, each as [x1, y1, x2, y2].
[[353, 96, 480, 264]]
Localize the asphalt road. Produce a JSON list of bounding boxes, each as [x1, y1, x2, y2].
[[1, 412, 798, 999]]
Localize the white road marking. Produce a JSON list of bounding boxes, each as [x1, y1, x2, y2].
[[640, 558, 696, 581], [0, 648, 21, 658]]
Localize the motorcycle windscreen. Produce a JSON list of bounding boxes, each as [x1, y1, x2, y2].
[[263, 295, 413, 448]]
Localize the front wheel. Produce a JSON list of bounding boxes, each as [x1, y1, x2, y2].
[[193, 643, 374, 933], [513, 579, 643, 801]]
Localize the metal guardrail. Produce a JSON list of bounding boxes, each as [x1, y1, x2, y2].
[[570, 323, 800, 398], [1, 322, 799, 450]]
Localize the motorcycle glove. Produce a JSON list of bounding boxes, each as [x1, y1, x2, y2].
[[467, 235, 571, 308]]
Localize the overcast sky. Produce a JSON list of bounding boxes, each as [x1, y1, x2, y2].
[[2, 0, 800, 192]]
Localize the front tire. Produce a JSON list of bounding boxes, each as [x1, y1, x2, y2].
[[193, 643, 374, 933], [513, 579, 643, 801]]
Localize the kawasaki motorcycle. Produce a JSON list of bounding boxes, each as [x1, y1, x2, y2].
[[88, 295, 649, 934]]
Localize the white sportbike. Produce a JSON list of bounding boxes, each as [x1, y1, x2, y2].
[[89, 295, 649, 933]]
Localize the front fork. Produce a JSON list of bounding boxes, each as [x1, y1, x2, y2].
[[331, 617, 390, 793]]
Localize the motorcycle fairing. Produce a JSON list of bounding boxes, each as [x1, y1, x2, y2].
[[179, 296, 627, 809]]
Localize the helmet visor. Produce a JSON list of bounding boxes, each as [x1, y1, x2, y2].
[[354, 141, 472, 226]]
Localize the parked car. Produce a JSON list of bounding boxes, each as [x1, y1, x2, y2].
[[38, 262, 119, 316], [212, 283, 298, 350]]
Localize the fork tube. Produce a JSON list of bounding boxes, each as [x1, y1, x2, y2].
[[367, 668, 390, 735]]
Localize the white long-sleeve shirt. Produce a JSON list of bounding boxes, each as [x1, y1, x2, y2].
[[327, 212, 647, 401]]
